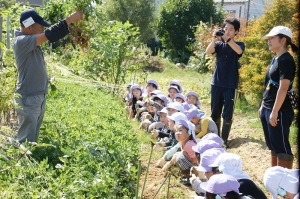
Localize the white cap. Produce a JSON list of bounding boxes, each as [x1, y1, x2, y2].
[[209, 153, 250, 180], [167, 112, 187, 123], [263, 166, 299, 199], [167, 102, 184, 113], [158, 107, 168, 115], [262, 26, 292, 39]]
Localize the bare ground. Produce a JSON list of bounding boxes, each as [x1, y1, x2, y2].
[[137, 104, 298, 199]]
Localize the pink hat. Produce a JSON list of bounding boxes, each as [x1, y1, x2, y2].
[[147, 80, 159, 89], [186, 108, 206, 120], [168, 86, 179, 93], [170, 79, 182, 93], [198, 148, 227, 172], [200, 174, 241, 195], [153, 94, 169, 106], [174, 93, 186, 102], [192, 140, 222, 154], [176, 119, 197, 143], [200, 133, 223, 147], [167, 102, 184, 113], [263, 166, 299, 199], [186, 91, 201, 107]]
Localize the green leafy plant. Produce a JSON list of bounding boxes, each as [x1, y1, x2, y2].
[[0, 81, 139, 198]]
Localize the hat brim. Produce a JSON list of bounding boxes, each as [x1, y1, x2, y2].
[[197, 165, 211, 172], [36, 19, 51, 27], [192, 145, 198, 153], [262, 33, 276, 40], [208, 163, 219, 168]]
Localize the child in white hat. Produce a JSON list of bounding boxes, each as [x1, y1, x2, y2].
[[263, 166, 299, 199], [167, 102, 184, 116], [174, 119, 198, 186], [200, 174, 253, 199], [155, 112, 188, 166], [209, 153, 267, 199]]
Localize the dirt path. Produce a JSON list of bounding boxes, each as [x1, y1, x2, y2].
[[137, 104, 298, 199]]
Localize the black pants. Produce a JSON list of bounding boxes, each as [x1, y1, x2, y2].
[[210, 85, 235, 121], [260, 107, 294, 155]]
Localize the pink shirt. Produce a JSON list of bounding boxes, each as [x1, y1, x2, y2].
[[181, 140, 196, 158]]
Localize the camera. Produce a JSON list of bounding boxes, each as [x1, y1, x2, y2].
[[215, 29, 225, 37]]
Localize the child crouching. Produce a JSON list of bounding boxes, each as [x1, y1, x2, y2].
[[174, 119, 198, 186]]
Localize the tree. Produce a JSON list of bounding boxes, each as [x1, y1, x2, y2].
[[156, 0, 224, 63], [0, 0, 15, 12], [238, 0, 298, 106], [103, 0, 156, 43]]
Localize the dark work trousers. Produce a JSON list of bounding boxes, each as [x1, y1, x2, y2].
[[260, 107, 294, 155], [210, 85, 235, 121]]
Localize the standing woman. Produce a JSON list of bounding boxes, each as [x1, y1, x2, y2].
[[259, 26, 298, 169]]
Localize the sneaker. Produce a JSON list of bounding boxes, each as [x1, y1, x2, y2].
[[179, 177, 191, 187]]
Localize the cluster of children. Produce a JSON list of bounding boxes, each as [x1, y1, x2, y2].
[[124, 79, 299, 199]]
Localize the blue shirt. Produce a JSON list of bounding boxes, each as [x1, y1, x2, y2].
[[212, 41, 245, 89]]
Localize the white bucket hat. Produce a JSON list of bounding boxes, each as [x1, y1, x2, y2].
[[263, 166, 299, 199]]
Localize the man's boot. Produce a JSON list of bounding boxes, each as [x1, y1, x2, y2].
[[271, 150, 277, 167], [212, 118, 221, 136], [277, 153, 294, 169], [221, 119, 232, 148]]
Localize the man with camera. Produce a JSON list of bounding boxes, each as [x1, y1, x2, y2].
[[205, 18, 245, 148]]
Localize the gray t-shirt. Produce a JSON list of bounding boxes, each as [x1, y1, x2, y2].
[[13, 30, 48, 96]]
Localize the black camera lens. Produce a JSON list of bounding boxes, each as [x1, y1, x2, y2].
[[215, 29, 224, 37]]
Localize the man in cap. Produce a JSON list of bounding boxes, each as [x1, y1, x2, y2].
[[13, 9, 83, 143]]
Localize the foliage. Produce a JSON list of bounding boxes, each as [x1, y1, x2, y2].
[[0, 3, 24, 124], [68, 20, 152, 95], [155, 0, 224, 64], [41, 0, 104, 49], [187, 21, 216, 73], [0, 46, 17, 124], [0, 0, 15, 13], [0, 81, 139, 198], [103, 0, 156, 43], [238, 0, 299, 106]]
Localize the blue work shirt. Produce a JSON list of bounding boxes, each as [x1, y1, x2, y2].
[[211, 41, 245, 89]]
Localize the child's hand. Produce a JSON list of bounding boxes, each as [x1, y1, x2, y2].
[[136, 100, 144, 106], [156, 142, 166, 147], [146, 98, 154, 105], [147, 122, 156, 132], [189, 174, 200, 185], [153, 144, 164, 151], [190, 166, 206, 180], [150, 130, 159, 139]]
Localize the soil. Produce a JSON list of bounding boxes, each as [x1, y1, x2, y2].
[[137, 104, 299, 199]]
